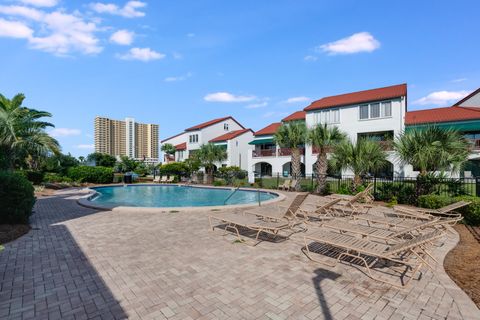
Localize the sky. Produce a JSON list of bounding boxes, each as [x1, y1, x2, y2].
[[0, 0, 479, 157]]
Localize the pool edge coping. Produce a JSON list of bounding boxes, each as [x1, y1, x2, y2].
[[76, 183, 286, 212]]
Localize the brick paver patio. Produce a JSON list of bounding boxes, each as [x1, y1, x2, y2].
[[0, 189, 478, 319]]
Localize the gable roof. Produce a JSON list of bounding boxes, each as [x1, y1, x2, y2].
[[185, 116, 245, 131], [282, 111, 306, 122], [405, 106, 480, 125], [304, 84, 407, 111], [453, 88, 480, 106], [254, 122, 281, 136], [175, 142, 187, 150], [209, 129, 253, 143], [161, 132, 185, 143]]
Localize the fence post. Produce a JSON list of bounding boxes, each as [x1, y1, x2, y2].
[[476, 178, 480, 197], [311, 174, 314, 192], [276, 172, 279, 189], [373, 175, 377, 200]]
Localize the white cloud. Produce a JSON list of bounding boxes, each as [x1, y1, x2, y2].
[[451, 78, 467, 83], [284, 96, 310, 104], [110, 29, 134, 45], [19, 0, 59, 7], [118, 47, 165, 61], [204, 92, 256, 103], [0, 18, 33, 38], [50, 128, 81, 137], [0, 5, 103, 55], [317, 32, 380, 55], [187, 32, 195, 37], [304, 55, 317, 62], [164, 72, 192, 82], [0, 5, 44, 21], [413, 90, 470, 106], [245, 102, 268, 109], [76, 144, 95, 149], [90, 1, 147, 18]]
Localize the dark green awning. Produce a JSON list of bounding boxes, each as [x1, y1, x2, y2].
[[249, 138, 274, 145], [406, 120, 480, 132]]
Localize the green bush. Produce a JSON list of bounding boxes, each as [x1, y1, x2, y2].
[[418, 194, 480, 226], [159, 162, 188, 177], [213, 180, 226, 187], [376, 182, 416, 205], [17, 170, 44, 185], [216, 166, 247, 185], [67, 166, 113, 184], [0, 171, 36, 224], [43, 172, 73, 183]]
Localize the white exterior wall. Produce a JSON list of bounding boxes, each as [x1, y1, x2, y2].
[[125, 117, 136, 159], [304, 97, 406, 177], [224, 131, 253, 170]]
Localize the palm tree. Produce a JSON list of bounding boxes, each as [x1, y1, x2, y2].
[[307, 124, 346, 194], [195, 143, 227, 184], [331, 138, 388, 191], [161, 143, 176, 162], [394, 126, 469, 176], [274, 122, 307, 191], [394, 126, 470, 195], [0, 93, 60, 170]]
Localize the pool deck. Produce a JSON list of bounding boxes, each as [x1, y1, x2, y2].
[[0, 188, 478, 320]]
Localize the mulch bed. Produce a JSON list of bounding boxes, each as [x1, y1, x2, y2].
[[466, 225, 480, 243], [444, 225, 480, 308], [0, 224, 30, 245]]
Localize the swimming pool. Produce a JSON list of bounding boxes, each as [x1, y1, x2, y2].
[[86, 185, 279, 208]]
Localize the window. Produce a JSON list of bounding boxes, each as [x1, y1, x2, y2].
[[314, 108, 340, 124], [359, 101, 393, 120], [189, 134, 198, 143], [382, 101, 392, 117], [370, 103, 380, 118], [224, 123, 229, 131], [359, 105, 369, 119]]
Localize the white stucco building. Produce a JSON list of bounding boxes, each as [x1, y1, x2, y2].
[[247, 84, 408, 181], [161, 116, 253, 171]]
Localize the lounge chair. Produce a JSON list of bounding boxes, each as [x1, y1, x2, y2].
[[352, 211, 432, 229], [303, 229, 444, 287], [160, 176, 168, 183], [297, 197, 344, 219], [328, 183, 374, 204], [278, 179, 291, 191], [153, 176, 160, 183], [320, 217, 441, 243], [166, 176, 175, 183], [329, 191, 372, 216], [289, 179, 298, 191], [208, 212, 293, 246], [394, 201, 470, 225], [244, 193, 309, 223]]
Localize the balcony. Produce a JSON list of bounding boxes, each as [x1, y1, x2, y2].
[[253, 149, 276, 157], [278, 148, 305, 156], [470, 139, 480, 150]]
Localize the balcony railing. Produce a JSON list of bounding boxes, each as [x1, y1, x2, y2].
[[312, 141, 393, 154], [278, 148, 305, 156], [253, 149, 276, 157], [470, 139, 480, 150]]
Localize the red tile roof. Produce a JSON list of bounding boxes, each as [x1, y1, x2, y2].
[[185, 116, 244, 131], [282, 111, 306, 122], [405, 106, 480, 125], [304, 84, 407, 111], [254, 122, 282, 136], [209, 129, 253, 142], [175, 142, 187, 150]]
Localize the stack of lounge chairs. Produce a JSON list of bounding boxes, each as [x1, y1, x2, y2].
[[154, 176, 175, 183], [208, 189, 469, 287]]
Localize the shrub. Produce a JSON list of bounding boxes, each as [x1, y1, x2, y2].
[[159, 162, 188, 177], [17, 170, 45, 185], [216, 166, 247, 185], [376, 182, 416, 205], [43, 172, 73, 183], [67, 166, 113, 184], [213, 180, 226, 187], [0, 171, 36, 224], [418, 194, 480, 226]]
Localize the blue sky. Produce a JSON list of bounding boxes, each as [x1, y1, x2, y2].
[[0, 0, 479, 157]]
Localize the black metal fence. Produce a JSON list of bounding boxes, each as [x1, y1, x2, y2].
[[254, 173, 479, 199]]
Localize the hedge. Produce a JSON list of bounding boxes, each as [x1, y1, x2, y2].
[[67, 166, 113, 184], [0, 171, 36, 224], [418, 194, 480, 226], [17, 170, 45, 185]]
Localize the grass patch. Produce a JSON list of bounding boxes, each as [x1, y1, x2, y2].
[[169, 210, 180, 213], [232, 239, 245, 244]]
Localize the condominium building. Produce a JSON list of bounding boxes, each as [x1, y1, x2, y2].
[[94, 116, 159, 164], [161, 116, 253, 170]]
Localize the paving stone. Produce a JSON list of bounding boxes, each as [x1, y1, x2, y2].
[[0, 189, 478, 319]]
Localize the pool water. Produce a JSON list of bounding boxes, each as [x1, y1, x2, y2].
[[89, 185, 278, 208]]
